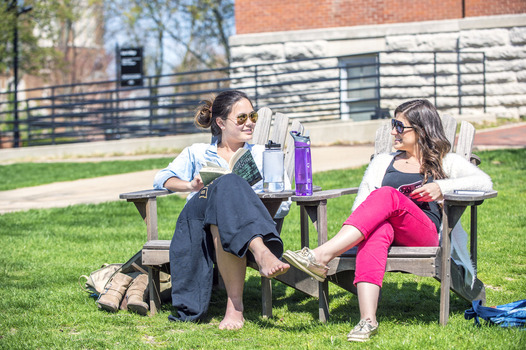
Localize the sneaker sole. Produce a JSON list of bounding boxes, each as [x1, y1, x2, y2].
[[347, 328, 378, 342], [282, 251, 326, 282], [347, 336, 370, 342]]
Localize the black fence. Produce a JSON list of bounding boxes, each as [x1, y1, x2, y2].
[[0, 50, 486, 147]]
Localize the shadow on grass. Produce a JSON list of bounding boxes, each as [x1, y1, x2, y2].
[[150, 267, 472, 330], [239, 274, 471, 328]]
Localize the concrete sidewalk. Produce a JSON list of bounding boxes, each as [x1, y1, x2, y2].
[[472, 122, 526, 149], [1, 122, 524, 214], [0, 145, 375, 214]]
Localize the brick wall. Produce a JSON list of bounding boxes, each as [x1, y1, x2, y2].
[[465, 0, 526, 17], [236, 0, 526, 34]]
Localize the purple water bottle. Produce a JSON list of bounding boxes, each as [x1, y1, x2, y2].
[[290, 131, 313, 196]]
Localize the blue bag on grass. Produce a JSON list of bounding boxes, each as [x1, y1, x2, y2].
[[465, 299, 526, 329]]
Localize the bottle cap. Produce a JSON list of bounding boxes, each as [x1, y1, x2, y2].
[[290, 131, 310, 144], [265, 140, 281, 149]]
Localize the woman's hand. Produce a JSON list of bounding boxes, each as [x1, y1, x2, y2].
[[164, 175, 204, 192], [189, 175, 204, 192], [411, 182, 443, 202]]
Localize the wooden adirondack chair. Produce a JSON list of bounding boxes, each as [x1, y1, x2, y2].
[[289, 114, 497, 325], [118, 107, 313, 316]]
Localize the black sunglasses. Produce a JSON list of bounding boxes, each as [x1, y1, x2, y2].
[[391, 119, 414, 134], [232, 111, 258, 125]]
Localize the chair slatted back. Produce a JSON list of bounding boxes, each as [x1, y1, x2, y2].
[[253, 108, 290, 151], [456, 121, 475, 160], [374, 122, 393, 157], [253, 107, 302, 184], [252, 107, 273, 145], [441, 114, 458, 148], [269, 113, 290, 147]]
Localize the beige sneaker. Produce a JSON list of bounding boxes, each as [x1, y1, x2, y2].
[[282, 247, 329, 282], [347, 319, 378, 342]]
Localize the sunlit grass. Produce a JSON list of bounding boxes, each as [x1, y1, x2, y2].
[[0, 149, 524, 349], [0, 157, 174, 191]]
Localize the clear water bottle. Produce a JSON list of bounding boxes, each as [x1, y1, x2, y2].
[[290, 131, 312, 196], [263, 140, 285, 192]]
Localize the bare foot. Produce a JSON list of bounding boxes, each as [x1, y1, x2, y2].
[[219, 309, 245, 330], [257, 250, 290, 278]]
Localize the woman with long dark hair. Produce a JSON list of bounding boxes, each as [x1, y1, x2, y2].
[[284, 99, 492, 342]]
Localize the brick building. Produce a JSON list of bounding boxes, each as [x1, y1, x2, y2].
[[235, 0, 526, 34], [230, 1, 526, 124]]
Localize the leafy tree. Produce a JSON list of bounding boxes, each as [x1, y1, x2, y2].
[[0, 0, 107, 87], [174, 0, 234, 70], [0, 0, 54, 77], [104, 0, 234, 79], [1, 0, 233, 89]]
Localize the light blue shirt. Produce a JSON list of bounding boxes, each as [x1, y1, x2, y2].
[[154, 141, 291, 218]]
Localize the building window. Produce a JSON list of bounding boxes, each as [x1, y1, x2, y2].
[[340, 54, 380, 121]]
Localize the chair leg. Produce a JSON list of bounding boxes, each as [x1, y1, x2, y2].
[[439, 274, 450, 326], [319, 280, 329, 322], [148, 267, 161, 316], [261, 276, 272, 318], [438, 245, 453, 326], [440, 206, 453, 325]]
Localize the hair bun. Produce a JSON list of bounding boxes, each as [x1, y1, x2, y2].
[[194, 98, 214, 128]]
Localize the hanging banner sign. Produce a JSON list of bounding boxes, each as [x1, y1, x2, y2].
[[119, 47, 143, 87]]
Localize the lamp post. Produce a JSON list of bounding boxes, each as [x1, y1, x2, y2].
[[9, 0, 32, 147]]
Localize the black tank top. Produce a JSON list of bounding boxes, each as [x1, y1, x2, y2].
[[382, 158, 442, 232]]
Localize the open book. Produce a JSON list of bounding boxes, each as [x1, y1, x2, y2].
[[199, 148, 262, 187]]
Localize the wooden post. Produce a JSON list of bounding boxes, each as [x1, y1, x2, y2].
[[148, 267, 161, 315], [439, 204, 452, 326], [470, 205, 478, 272], [300, 205, 309, 248], [132, 198, 158, 241], [261, 277, 272, 318], [316, 200, 330, 322]]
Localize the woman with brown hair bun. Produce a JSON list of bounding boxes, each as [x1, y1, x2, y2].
[[154, 90, 290, 330]]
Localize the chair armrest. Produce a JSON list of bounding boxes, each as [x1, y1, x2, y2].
[[291, 187, 358, 202], [119, 189, 172, 201], [443, 190, 498, 205]]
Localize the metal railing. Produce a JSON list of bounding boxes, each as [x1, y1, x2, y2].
[[0, 50, 486, 147]]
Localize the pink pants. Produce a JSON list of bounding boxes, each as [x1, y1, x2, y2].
[[343, 186, 439, 287]]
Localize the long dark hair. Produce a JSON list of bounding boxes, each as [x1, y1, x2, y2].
[[394, 99, 451, 182], [194, 90, 252, 137]]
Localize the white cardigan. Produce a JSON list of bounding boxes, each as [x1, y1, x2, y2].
[[352, 151, 493, 211], [350, 151, 493, 286]]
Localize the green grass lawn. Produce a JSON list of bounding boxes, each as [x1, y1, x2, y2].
[[0, 158, 174, 191], [0, 149, 525, 349]]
